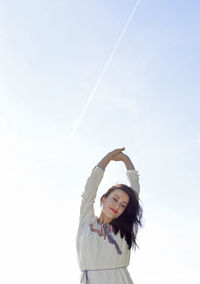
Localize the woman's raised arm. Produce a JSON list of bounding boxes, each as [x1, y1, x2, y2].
[[79, 148, 125, 225], [112, 152, 140, 196]]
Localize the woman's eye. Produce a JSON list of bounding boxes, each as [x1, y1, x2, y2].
[[112, 198, 126, 208]]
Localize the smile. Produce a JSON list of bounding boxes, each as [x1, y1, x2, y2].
[[110, 208, 118, 214]]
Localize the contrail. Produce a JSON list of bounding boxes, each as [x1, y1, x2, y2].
[[66, 0, 142, 146]]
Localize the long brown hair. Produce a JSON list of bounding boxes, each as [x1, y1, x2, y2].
[[100, 184, 143, 250]]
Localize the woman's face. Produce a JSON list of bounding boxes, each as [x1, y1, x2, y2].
[[101, 189, 129, 220]]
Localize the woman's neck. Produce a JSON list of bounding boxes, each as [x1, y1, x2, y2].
[[98, 211, 113, 224]]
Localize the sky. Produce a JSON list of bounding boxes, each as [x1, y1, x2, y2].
[[0, 0, 200, 283]]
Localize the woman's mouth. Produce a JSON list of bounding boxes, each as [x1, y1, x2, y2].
[[110, 208, 118, 214]]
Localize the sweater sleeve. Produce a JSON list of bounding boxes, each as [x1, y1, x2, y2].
[[126, 169, 140, 197], [79, 165, 104, 225]]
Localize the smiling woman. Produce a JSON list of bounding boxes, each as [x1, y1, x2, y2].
[[100, 189, 130, 221], [76, 148, 143, 284]]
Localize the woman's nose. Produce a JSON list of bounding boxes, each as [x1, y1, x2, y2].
[[116, 201, 121, 210]]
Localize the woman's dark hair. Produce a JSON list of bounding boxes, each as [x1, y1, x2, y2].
[[100, 184, 143, 251]]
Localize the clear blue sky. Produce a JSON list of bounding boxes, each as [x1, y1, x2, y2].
[[0, 1, 200, 283]]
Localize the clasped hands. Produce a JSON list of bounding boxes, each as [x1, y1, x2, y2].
[[107, 147, 130, 163]]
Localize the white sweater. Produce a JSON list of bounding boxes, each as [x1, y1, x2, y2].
[[76, 165, 140, 284]]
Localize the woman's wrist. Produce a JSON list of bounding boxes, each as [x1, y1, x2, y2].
[[97, 153, 112, 169], [123, 155, 135, 170]]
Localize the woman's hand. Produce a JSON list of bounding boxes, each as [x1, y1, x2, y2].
[[97, 147, 125, 170], [108, 148, 125, 159], [111, 152, 127, 162], [112, 152, 136, 170]]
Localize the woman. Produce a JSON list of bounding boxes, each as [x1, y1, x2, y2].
[[76, 147, 143, 284]]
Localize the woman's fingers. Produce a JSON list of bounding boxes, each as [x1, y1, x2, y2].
[[112, 152, 126, 161], [110, 147, 125, 156], [107, 149, 124, 160], [112, 153, 123, 161], [115, 147, 125, 155], [103, 148, 126, 163]]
